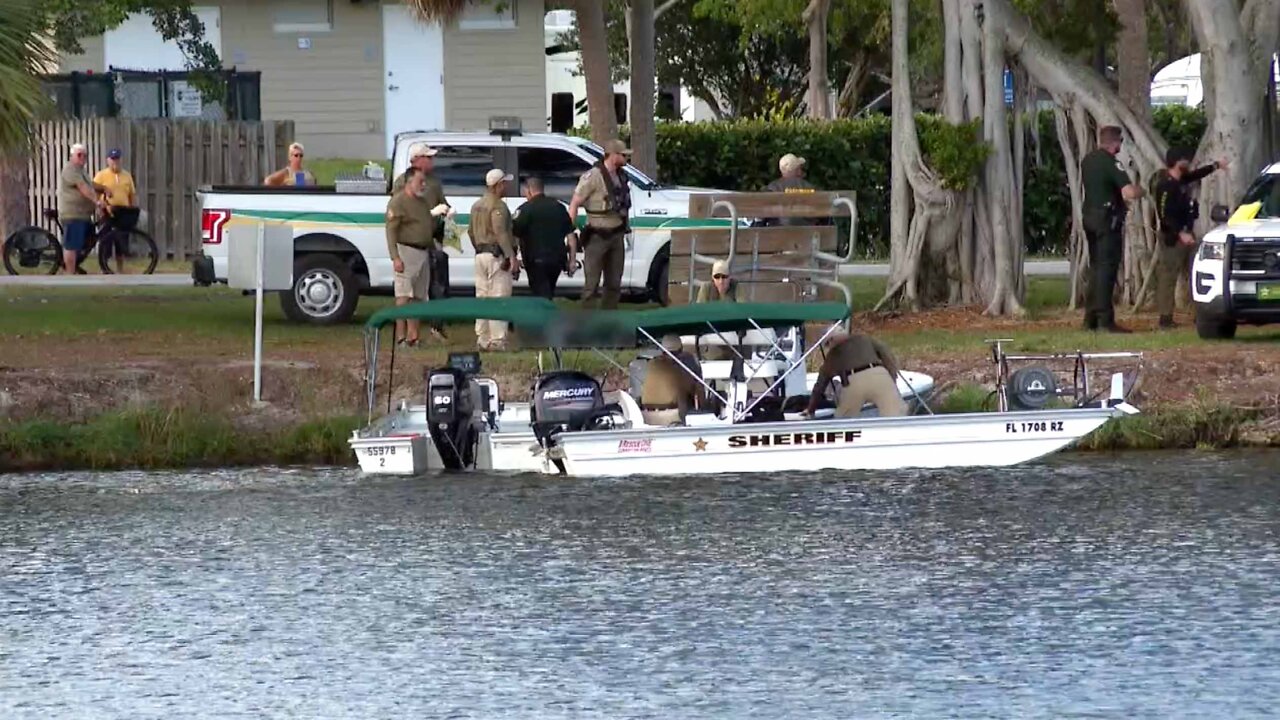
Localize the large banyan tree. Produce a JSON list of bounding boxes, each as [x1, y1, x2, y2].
[[883, 0, 1280, 315]]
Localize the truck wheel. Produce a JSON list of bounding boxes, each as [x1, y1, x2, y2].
[[1194, 308, 1237, 340], [281, 254, 360, 325], [648, 254, 670, 306]]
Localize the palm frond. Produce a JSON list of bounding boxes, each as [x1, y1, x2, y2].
[[0, 0, 56, 151], [401, 0, 470, 24]]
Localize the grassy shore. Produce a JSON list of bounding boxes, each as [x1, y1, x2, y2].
[[1, 280, 1277, 472]]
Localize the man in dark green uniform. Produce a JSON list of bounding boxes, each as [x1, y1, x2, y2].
[[1152, 147, 1227, 328], [567, 139, 631, 309], [512, 176, 578, 300], [1081, 126, 1145, 333]]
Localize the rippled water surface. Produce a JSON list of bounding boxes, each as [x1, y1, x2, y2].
[[3, 453, 1280, 718]]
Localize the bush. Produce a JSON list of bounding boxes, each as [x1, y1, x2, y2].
[[590, 105, 1206, 258]]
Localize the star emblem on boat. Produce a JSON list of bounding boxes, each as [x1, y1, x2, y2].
[[693, 437, 708, 452]]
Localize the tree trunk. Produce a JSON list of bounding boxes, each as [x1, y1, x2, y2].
[[1184, 0, 1265, 208], [628, 0, 658, 177], [0, 153, 30, 241], [803, 0, 833, 119], [1112, 0, 1151, 121], [575, 0, 619, 143], [835, 54, 870, 117]]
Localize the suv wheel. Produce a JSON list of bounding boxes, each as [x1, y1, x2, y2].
[[1195, 308, 1237, 340], [280, 254, 360, 325], [648, 253, 670, 306]]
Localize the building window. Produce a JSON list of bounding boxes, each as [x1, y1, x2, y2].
[[273, 0, 333, 33], [458, 0, 517, 31]]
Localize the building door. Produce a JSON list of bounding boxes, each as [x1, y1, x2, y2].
[[382, 5, 445, 157]]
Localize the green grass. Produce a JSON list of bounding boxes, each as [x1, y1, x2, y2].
[[0, 409, 362, 472]]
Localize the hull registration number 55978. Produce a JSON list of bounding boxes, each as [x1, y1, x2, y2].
[[363, 445, 398, 468], [1005, 421, 1064, 433]]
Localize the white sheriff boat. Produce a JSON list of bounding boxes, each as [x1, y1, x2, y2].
[[349, 298, 1140, 477]]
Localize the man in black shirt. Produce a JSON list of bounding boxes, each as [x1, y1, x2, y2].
[[1152, 147, 1227, 328], [512, 176, 578, 299], [1080, 126, 1145, 333]]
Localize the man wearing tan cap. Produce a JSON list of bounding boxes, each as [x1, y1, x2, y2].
[[386, 166, 448, 347], [567, 138, 632, 309], [695, 258, 738, 304], [469, 168, 520, 350], [765, 153, 819, 227]]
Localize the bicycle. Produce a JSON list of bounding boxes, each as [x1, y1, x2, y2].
[[3, 207, 159, 276]]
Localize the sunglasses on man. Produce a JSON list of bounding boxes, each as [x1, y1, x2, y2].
[[713, 273, 729, 280]]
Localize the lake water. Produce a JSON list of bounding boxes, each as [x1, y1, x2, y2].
[[3, 453, 1279, 718]]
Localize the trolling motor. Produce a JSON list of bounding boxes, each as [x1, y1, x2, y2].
[[424, 353, 486, 470]]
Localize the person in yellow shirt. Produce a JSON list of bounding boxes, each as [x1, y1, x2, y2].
[[92, 149, 138, 273], [93, 149, 136, 208]]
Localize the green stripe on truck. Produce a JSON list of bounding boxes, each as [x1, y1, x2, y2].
[[232, 209, 736, 230]]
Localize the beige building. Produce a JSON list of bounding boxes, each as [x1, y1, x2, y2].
[[59, 0, 547, 159]]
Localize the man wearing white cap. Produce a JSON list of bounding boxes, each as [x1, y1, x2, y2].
[[765, 153, 819, 227], [695, 258, 738, 304], [469, 169, 520, 350]]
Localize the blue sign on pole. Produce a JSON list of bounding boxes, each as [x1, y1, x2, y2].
[[1003, 68, 1014, 106]]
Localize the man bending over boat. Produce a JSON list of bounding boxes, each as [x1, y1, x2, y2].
[[803, 333, 907, 419], [640, 335, 704, 426]]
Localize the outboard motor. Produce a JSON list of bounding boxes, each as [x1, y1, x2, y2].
[[425, 366, 481, 469]]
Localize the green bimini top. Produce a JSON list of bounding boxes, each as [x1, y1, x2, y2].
[[363, 297, 559, 331], [364, 298, 850, 347]]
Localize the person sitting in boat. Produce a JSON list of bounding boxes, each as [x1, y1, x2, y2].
[[640, 334, 704, 426], [696, 259, 738, 303], [803, 332, 907, 418], [695, 260, 739, 361]]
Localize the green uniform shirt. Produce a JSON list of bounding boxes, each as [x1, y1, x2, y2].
[[512, 194, 576, 263], [1081, 148, 1131, 216], [58, 162, 96, 221], [390, 171, 446, 237], [385, 190, 435, 262], [469, 191, 515, 258]]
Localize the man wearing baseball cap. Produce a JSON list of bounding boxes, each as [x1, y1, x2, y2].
[[567, 138, 632, 309], [469, 168, 520, 350], [764, 153, 822, 227], [93, 148, 138, 273], [393, 142, 451, 332]]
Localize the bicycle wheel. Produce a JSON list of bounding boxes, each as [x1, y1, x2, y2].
[[3, 226, 63, 276], [98, 228, 159, 275]]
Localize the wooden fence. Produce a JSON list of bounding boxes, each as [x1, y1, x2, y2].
[[28, 119, 293, 259]]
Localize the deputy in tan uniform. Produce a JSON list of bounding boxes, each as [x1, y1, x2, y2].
[[470, 169, 520, 350], [385, 166, 440, 347], [567, 139, 632, 309], [640, 334, 703, 426], [803, 332, 907, 418]]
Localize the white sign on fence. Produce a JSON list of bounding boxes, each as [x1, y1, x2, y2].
[[168, 81, 204, 118]]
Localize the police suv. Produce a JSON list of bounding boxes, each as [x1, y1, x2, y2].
[[193, 119, 724, 324], [1192, 165, 1280, 339]]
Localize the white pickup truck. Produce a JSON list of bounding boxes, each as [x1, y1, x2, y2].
[[1191, 164, 1280, 338], [193, 127, 726, 324]]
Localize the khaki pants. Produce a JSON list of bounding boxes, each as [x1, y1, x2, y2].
[[581, 230, 626, 309], [836, 366, 907, 418], [393, 244, 430, 300], [642, 408, 682, 426], [474, 252, 513, 348], [1155, 238, 1194, 317]]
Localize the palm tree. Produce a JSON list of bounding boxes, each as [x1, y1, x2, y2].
[[399, 0, 470, 24], [0, 0, 54, 152]]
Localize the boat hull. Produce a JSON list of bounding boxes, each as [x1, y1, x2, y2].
[[553, 408, 1120, 477]]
